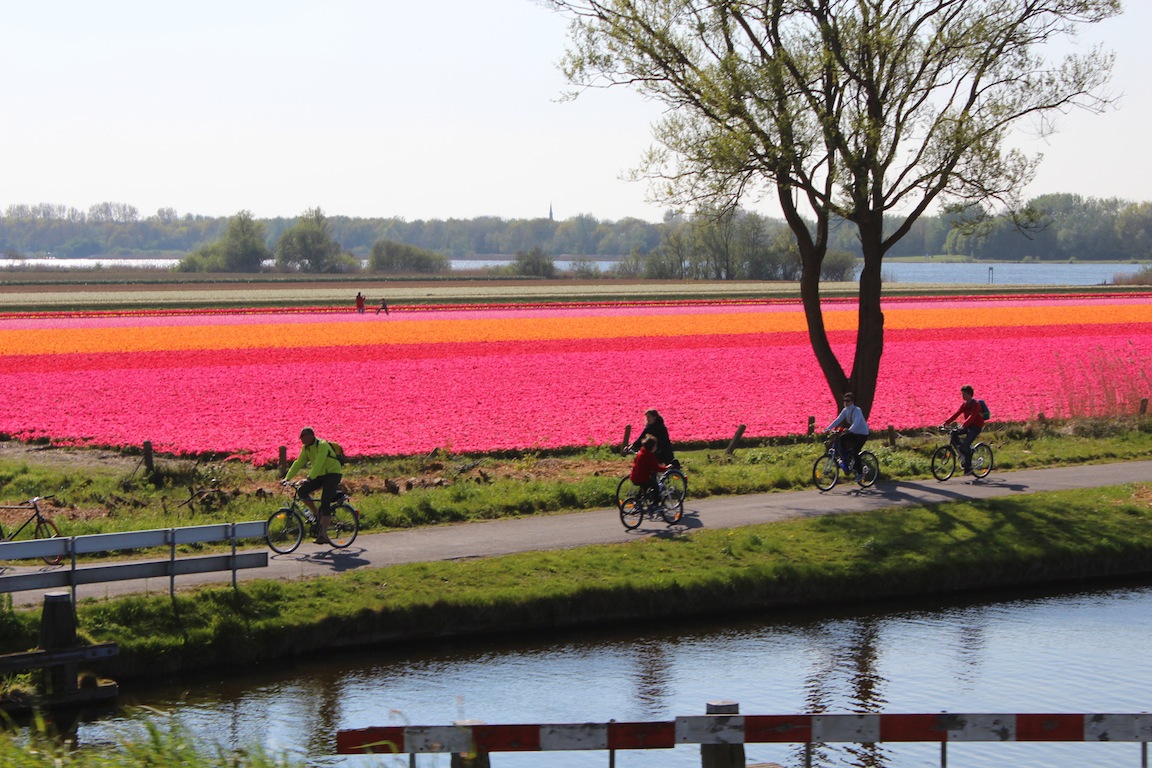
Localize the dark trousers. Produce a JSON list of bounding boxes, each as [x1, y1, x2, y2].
[[297, 473, 342, 516], [839, 433, 868, 470], [958, 427, 982, 468]]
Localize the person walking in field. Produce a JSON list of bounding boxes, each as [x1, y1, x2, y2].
[[283, 427, 344, 544], [376, 298, 389, 315], [943, 385, 986, 474], [355, 292, 366, 313]]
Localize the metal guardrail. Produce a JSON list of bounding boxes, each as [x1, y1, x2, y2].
[[338, 713, 1152, 767], [0, 521, 268, 603]]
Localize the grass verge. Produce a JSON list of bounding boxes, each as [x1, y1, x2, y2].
[[3, 483, 1150, 682]]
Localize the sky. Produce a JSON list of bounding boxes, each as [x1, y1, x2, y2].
[[1, 1, 1149, 224]]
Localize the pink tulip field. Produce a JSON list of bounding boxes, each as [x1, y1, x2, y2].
[[1, 293, 1149, 464]]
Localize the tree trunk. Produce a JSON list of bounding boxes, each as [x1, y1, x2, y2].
[[852, 217, 886, 418]]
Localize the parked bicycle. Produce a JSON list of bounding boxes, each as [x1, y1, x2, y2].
[[931, 425, 993, 481], [0, 495, 62, 565], [812, 431, 879, 491], [619, 469, 686, 529], [266, 485, 360, 554]]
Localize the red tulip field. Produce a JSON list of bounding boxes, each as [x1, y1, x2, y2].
[[1, 294, 1148, 463]]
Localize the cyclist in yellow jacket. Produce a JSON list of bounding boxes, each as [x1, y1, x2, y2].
[[284, 427, 343, 544]]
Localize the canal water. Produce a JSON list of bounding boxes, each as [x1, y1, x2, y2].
[[77, 579, 1152, 767]]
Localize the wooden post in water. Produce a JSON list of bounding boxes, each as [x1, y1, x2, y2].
[[39, 592, 77, 698], [142, 441, 154, 474], [450, 720, 490, 768], [725, 424, 746, 455], [700, 700, 744, 768]]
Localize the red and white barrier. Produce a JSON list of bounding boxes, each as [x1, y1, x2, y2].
[[337, 712, 1152, 754]]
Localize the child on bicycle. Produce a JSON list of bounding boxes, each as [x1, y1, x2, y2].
[[826, 391, 869, 473], [630, 435, 667, 507], [943, 384, 985, 474]]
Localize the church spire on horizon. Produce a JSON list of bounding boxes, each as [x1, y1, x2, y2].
[[549, 202, 554, 221]]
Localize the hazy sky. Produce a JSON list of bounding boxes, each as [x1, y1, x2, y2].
[[1, 1, 1148, 223]]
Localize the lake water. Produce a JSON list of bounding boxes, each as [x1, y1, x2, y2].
[[75, 580, 1152, 767], [1, 258, 1144, 286]]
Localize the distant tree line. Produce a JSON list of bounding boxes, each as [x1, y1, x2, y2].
[[1, 194, 1149, 274]]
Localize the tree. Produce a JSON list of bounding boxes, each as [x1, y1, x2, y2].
[[369, 239, 450, 273], [512, 246, 557, 277], [276, 207, 357, 273], [549, 0, 1118, 414], [177, 210, 270, 272]]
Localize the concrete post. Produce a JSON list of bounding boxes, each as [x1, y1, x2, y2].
[[701, 700, 744, 768]]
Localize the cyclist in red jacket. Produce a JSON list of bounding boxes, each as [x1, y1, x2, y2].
[[629, 435, 667, 506], [944, 385, 986, 474]]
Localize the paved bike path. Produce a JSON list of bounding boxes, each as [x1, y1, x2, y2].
[[10, 460, 1152, 606]]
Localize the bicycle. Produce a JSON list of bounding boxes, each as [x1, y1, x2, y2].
[[266, 485, 360, 554], [620, 469, 686, 529], [615, 452, 687, 513], [0, 495, 63, 565], [931, 425, 993, 481], [812, 432, 879, 491]]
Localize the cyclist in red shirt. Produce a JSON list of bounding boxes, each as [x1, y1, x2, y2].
[[630, 435, 667, 506], [944, 385, 986, 474]]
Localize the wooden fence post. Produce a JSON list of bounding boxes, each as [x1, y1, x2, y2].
[[807, 416, 816, 436], [1141, 398, 1148, 415], [278, 445, 288, 472], [450, 720, 491, 768], [39, 592, 77, 698], [622, 425, 632, 452], [142, 441, 154, 474], [725, 425, 746, 455], [887, 425, 896, 447], [701, 700, 744, 768]]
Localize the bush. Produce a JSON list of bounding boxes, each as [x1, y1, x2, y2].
[[369, 239, 450, 274]]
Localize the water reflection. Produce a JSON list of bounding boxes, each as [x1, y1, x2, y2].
[[59, 579, 1152, 767]]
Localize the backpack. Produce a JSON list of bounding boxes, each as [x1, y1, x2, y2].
[[978, 399, 990, 420], [326, 440, 347, 466]]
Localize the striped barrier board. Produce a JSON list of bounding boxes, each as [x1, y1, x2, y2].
[[337, 713, 1152, 754]]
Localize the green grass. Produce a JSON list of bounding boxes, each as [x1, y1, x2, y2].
[[3, 482, 1149, 681], [1, 719, 297, 768], [4, 417, 1150, 547]]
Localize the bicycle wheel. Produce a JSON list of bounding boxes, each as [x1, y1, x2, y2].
[[931, 445, 956, 481], [812, 454, 839, 491], [266, 508, 304, 554], [614, 475, 633, 510], [971, 443, 994, 478], [660, 469, 686, 524], [327, 503, 360, 548], [620, 497, 643, 530], [856, 451, 879, 488], [34, 518, 63, 566]]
